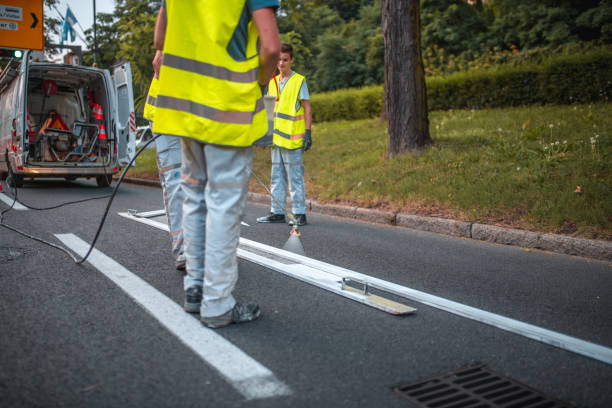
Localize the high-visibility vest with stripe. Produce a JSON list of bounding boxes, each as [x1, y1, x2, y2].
[[143, 77, 158, 122], [152, 0, 266, 146], [269, 73, 306, 150]]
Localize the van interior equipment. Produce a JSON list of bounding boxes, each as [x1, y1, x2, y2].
[[26, 67, 110, 166], [0, 48, 135, 188]]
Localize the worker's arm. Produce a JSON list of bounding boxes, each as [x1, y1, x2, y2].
[[302, 99, 312, 131], [252, 7, 280, 86], [302, 99, 312, 151], [152, 6, 166, 78]]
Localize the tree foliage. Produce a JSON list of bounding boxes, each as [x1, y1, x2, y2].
[[276, 0, 611, 92], [82, 1, 161, 112], [35, 0, 610, 112]]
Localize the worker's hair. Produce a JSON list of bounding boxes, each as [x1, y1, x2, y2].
[[281, 43, 294, 58]]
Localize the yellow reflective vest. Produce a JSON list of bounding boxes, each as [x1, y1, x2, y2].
[[269, 73, 306, 150], [152, 0, 267, 146], [143, 77, 158, 122]]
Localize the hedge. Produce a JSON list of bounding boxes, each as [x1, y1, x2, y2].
[[310, 49, 612, 122]]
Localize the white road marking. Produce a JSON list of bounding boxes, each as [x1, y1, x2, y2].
[[240, 238, 612, 366], [120, 210, 612, 365], [118, 212, 249, 228], [119, 212, 414, 314], [55, 233, 292, 401], [0, 193, 28, 210]]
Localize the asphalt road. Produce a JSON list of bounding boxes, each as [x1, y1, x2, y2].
[[1, 179, 611, 407]]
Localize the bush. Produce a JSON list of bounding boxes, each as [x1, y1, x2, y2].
[[311, 85, 382, 123], [310, 49, 612, 122]]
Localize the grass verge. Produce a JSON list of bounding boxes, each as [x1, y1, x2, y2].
[[127, 102, 611, 240]]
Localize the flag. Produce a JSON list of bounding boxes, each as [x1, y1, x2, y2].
[[61, 6, 78, 44]]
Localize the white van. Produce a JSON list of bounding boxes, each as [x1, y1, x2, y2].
[[0, 50, 136, 187]]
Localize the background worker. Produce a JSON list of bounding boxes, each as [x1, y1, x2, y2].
[[143, 76, 185, 271], [257, 43, 312, 227], [152, 1, 280, 328]]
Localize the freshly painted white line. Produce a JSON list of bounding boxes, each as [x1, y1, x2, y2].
[[119, 212, 413, 314], [118, 212, 249, 228], [55, 233, 292, 400], [0, 193, 28, 210], [119, 212, 169, 231], [119, 211, 612, 365], [239, 238, 612, 366]]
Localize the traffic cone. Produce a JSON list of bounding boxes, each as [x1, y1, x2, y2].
[[98, 125, 107, 139]]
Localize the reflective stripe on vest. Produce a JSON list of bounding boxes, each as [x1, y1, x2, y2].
[[269, 73, 306, 150], [143, 77, 158, 122], [152, 1, 266, 147]]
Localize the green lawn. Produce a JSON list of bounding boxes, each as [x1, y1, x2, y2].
[[128, 102, 611, 240]]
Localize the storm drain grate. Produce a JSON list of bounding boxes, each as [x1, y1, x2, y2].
[[393, 365, 577, 408]]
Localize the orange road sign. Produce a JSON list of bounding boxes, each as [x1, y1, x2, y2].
[[0, 0, 44, 51]]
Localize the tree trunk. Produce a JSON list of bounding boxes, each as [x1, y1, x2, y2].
[[382, 0, 431, 156]]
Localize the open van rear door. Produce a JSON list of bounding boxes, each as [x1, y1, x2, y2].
[[112, 62, 136, 167]]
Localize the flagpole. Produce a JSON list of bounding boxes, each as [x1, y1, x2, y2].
[[93, 0, 98, 66]]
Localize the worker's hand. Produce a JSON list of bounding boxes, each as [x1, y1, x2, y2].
[[259, 83, 269, 97], [303, 129, 312, 151], [152, 50, 163, 79]]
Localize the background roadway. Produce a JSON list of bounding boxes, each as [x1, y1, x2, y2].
[[1, 180, 611, 407]]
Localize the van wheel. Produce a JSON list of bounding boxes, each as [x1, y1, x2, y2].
[[6, 173, 24, 188], [96, 174, 112, 188]]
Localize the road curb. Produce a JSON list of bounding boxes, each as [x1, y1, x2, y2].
[[122, 178, 612, 262]]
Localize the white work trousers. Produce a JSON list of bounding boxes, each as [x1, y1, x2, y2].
[[180, 139, 253, 318], [155, 134, 184, 262]]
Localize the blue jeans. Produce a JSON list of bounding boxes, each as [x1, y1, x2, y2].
[[155, 134, 184, 262], [270, 147, 306, 215], [180, 139, 253, 318]]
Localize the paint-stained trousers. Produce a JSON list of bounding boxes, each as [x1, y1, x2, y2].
[[180, 138, 253, 318], [155, 134, 184, 264], [270, 146, 306, 215]]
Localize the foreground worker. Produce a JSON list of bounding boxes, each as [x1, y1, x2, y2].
[[257, 43, 312, 226], [152, 0, 280, 328], [143, 76, 185, 271]]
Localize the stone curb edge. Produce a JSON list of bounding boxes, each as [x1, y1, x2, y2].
[[120, 177, 611, 261]]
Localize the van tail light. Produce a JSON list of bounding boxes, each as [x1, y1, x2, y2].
[[17, 166, 24, 171], [113, 123, 117, 154]]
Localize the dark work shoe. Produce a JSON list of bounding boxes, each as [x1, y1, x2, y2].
[[288, 214, 307, 226], [184, 286, 202, 313], [257, 213, 286, 223], [201, 302, 261, 329]]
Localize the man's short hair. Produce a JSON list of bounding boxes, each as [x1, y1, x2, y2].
[[281, 43, 294, 58]]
